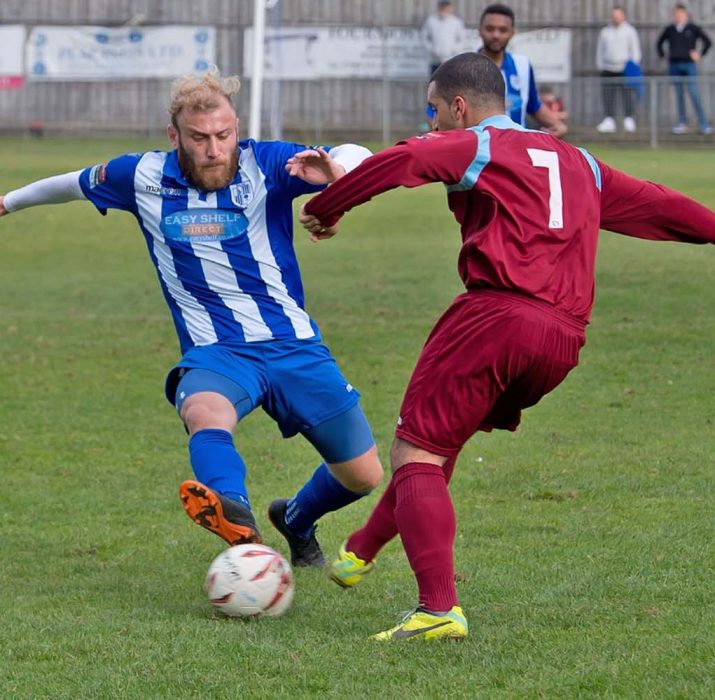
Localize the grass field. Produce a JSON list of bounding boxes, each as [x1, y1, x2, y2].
[[1, 137, 713, 699]]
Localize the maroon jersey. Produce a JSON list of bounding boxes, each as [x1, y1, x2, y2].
[[306, 115, 715, 323]]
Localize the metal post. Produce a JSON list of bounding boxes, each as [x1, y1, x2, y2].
[[249, 0, 266, 141], [313, 80, 323, 144], [380, 4, 390, 144], [649, 76, 658, 149]]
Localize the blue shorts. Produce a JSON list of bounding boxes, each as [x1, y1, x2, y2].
[[165, 337, 362, 440]]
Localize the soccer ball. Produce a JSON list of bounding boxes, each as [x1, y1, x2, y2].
[[204, 544, 294, 618]]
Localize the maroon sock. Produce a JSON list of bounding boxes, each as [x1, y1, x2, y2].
[[346, 456, 457, 564], [393, 462, 458, 611], [346, 479, 397, 562]]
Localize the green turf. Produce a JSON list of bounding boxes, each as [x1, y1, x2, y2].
[[1, 138, 713, 698]]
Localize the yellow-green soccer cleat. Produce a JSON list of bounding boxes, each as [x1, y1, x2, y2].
[[328, 542, 375, 588], [371, 606, 468, 641]]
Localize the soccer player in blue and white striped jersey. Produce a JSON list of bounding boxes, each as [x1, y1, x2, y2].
[[0, 69, 383, 567], [477, 4, 567, 137]]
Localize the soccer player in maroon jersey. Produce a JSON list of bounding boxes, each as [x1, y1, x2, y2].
[[298, 52, 715, 641]]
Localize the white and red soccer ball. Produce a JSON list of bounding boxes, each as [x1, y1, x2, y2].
[[205, 544, 294, 618]]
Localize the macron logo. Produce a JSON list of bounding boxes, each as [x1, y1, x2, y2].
[[346, 384, 354, 392]]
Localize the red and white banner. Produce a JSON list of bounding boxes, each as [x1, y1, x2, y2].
[[0, 25, 26, 90]]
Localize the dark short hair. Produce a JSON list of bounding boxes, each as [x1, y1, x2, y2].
[[480, 4, 515, 26], [431, 52, 505, 109], [674, 3, 688, 10]]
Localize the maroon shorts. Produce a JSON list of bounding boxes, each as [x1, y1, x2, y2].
[[395, 290, 586, 457]]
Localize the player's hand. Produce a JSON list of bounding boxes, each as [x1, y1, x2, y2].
[[690, 50, 701, 62], [285, 147, 346, 185], [299, 202, 340, 242], [0, 195, 8, 217], [546, 119, 568, 138]]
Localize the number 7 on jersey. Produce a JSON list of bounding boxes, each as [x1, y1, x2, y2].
[[527, 148, 564, 229]]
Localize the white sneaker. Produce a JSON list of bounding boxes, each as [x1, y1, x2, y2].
[[672, 123, 689, 134], [700, 125, 712, 135], [596, 116, 616, 133], [623, 117, 636, 132]]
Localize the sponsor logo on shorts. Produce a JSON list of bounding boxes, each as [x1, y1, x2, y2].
[[346, 383, 354, 392]]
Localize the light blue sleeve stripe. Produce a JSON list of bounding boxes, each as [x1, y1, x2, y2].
[[446, 128, 492, 193], [577, 147, 602, 191]]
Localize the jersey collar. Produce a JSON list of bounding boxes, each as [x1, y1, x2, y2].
[[476, 114, 524, 130]]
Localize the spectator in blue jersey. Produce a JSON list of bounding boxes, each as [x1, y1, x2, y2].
[[0, 68, 383, 568], [657, 3, 712, 135], [477, 4, 567, 137]]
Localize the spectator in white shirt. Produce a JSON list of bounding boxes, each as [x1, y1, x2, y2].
[[596, 6, 642, 133], [421, 1, 467, 75]]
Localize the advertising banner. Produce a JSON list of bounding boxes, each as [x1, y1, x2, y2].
[[244, 26, 430, 80], [244, 26, 572, 83], [0, 25, 26, 90], [26, 25, 216, 80]]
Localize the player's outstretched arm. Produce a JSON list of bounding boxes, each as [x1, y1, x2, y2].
[[1, 171, 86, 215], [285, 144, 373, 185], [303, 132, 474, 228], [599, 162, 715, 244]]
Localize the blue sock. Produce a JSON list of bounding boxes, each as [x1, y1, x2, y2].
[[284, 463, 367, 537], [188, 429, 251, 510]]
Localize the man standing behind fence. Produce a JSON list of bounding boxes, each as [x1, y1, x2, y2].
[[657, 3, 712, 134], [596, 6, 642, 134], [421, 1, 467, 75], [477, 4, 567, 136]]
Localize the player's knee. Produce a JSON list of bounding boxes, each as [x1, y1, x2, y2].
[[330, 451, 383, 493], [355, 458, 384, 492], [389, 437, 446, 473], [181, 395, 236, 434]]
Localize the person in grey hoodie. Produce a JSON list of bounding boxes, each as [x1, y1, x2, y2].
[[596, 6, 642, 133], [421, 1, 467, 75]]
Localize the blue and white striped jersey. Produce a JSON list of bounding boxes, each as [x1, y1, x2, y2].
[[79, 140, 326, 353], [500, 52, 542, 126]]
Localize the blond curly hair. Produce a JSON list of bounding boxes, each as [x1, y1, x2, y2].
[[167, 67, 241, 126]]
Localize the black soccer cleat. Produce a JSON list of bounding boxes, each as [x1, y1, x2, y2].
[[267, 499, 326, 568]]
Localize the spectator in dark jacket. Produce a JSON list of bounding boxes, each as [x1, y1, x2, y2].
[[657, 3, 712, 134]]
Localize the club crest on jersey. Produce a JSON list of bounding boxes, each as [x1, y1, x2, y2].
[[160, 208, 249, 242], [230, 182, 253, 208]]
